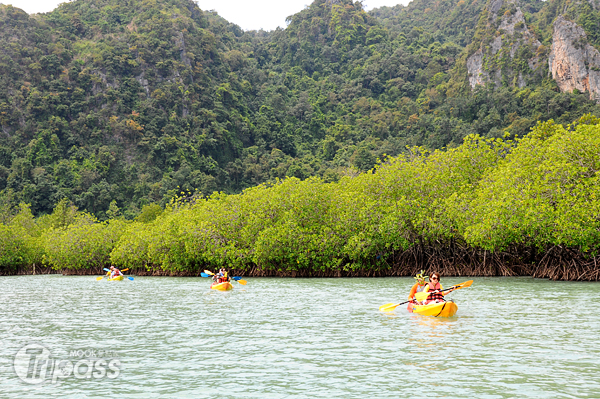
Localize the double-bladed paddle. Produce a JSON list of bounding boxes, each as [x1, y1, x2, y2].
[[379, 299, 414, 312], [232, 276, 247, 285], [379, 280, 473, 312], [202, 270, 247, 285], [97, 268, 131, 280], [96, 269, 111, 281], [414, 279, 473, 302]]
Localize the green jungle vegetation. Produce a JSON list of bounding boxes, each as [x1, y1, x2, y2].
[[1, 0, 599, 279], [2, 116, 599, 280], [1, 0, 600, 218]]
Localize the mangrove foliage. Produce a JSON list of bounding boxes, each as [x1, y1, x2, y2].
[[2, 116, 599, 280]]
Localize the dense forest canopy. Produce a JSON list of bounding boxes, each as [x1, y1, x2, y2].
[[0, 0, 600, 221], [3, 116, 599, 280]]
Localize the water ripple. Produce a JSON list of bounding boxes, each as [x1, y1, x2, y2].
[[0, 275, 599, 398]]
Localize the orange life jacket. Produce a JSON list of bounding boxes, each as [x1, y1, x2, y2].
[[427, 282, 444, 302], [409, 282, 427, 301]]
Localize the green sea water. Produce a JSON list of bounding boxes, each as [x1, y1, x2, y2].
[[1, 275, 598, 398]]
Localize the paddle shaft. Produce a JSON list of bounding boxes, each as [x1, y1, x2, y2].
[[381, 280, 472, 311], [414, 280, 473, 302], [379, 299, 415, 312]]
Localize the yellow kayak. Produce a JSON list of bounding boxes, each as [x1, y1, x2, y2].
[[108, 275, 124, 281], [408, 301, 457, 317], [210, 281, 233, 291]]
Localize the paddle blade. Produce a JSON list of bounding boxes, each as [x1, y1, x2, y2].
[[237, 279, 247, 285], [103, 268, 110, 272], [204, 270, 214, 276], [96, 276, 104, 281], [456, 280, 473, 289], [127, 276, 134, 281], [415, 292, 428, 302], [379, 302, 400, 312], [200, 272, 211, 278], [121, 268, 129, 272]]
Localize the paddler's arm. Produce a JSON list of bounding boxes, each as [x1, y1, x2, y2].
[[408, 284, 418, 300], [423, 285, 444, 296], [421, 284, 430, 299], [441, 284, 459, 295]]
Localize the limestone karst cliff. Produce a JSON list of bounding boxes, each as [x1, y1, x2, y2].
[[465, 0, 600, 101], [549, 15, 600, 100], [466, 0, 543, 89]]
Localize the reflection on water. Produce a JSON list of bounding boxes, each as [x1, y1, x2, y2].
[[0, 275, 599, 398], [409, 312, 457, 332], [407, 311, 459, 375]]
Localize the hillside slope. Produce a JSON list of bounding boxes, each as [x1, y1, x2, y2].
[[0, 0, 599, 218]]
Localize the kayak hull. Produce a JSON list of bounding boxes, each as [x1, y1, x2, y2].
[[407, 301, 457, 317], [210, 282, 233, 291], [108, 275, 124, 281]]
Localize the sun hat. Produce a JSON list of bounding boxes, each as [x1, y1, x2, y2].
[[414, 270, 428, 282]]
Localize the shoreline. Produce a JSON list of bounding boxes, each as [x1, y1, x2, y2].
[[2, 262, 599, 281]]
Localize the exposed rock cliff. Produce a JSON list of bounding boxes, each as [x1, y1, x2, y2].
[[467, 48, 488, 87], [549, 15, 600, 100], [465, 0, 600, 100], [466, 0, 543, 88]]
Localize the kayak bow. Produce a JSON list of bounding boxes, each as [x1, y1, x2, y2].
[[210, 281, 233, 291], [408, 301, 457, 317]]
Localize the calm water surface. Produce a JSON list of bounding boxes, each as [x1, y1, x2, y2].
[[1, 275, 599, 398]]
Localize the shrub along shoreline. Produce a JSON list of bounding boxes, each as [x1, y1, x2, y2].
[[2, 117, 599, 281], [4, 246, 597, 281]]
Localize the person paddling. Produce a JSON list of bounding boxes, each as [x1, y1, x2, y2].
[[212, 268, 229, 284], [408, 270, 428, 304], [110, 266, 123, 279], [219, 268, 230, 283], [423, 272, 453, 304]]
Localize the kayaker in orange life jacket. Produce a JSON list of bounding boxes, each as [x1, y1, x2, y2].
[[408, 270, 428, 304], [423, 272, 453, 304], [213, 268, 230, 284], [109, 266, 123, 279], [220, 268, 230, 282]]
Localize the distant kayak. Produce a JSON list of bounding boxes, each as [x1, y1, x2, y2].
[[407, 301, 457, 317], [210, 281, 233, 291], [108, 275, 124, 281]]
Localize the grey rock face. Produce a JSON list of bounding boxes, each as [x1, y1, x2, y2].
[[466, 0, 542, 89], [467, 49, 488, 87], [549, 15, 600, 100]]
